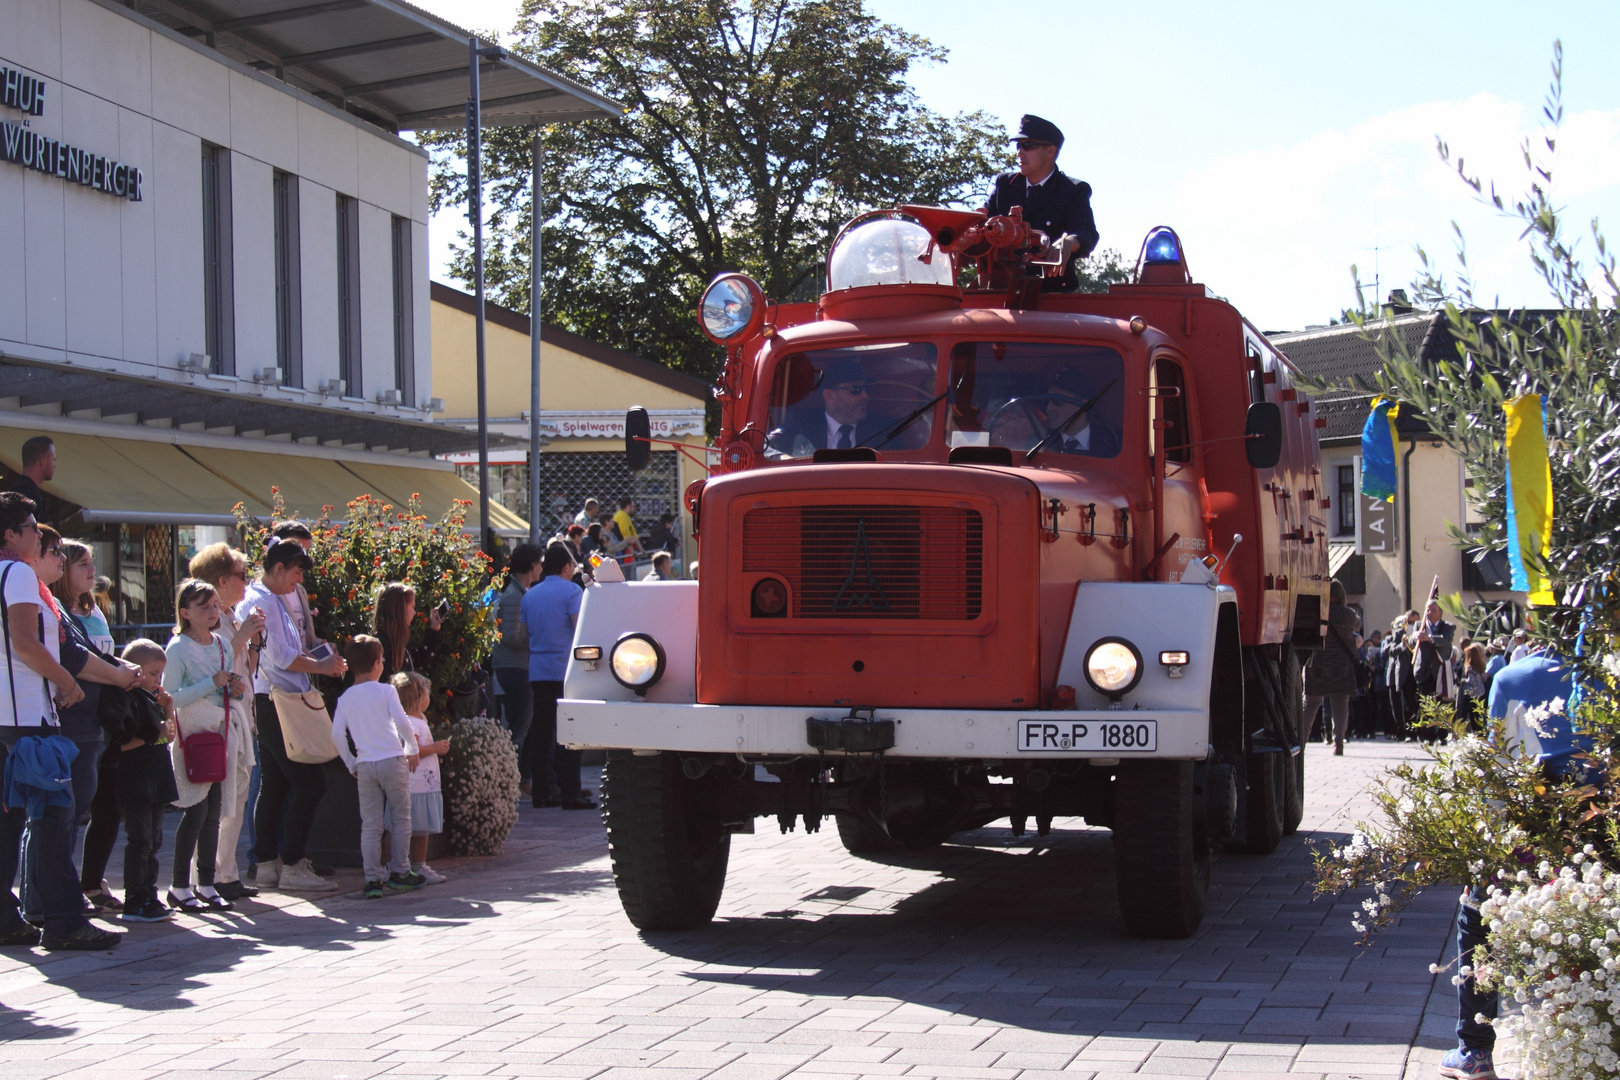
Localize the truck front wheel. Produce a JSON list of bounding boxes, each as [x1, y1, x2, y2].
[[601, 751, 731, 931], [1112, 759, 1209, 939]]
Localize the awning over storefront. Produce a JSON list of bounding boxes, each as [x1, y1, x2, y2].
[[0, 420, 527, 536], [0, 429, 265, 526]]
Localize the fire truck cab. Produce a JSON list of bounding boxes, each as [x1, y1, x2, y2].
[[561, 208, 1327, 939]]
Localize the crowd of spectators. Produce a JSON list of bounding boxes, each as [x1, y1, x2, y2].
[[0, 478, 688, 950], [1303, 584, 1539, 749]]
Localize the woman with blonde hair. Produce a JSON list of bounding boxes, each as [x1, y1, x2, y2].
[[187, 542, 265, 901]]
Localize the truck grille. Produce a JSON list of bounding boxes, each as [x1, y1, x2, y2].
[[742, 505, 983, 619]]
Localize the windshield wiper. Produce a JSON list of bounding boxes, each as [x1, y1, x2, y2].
[[1025, 379, 1116, 462], [861, 373, 965, 451]]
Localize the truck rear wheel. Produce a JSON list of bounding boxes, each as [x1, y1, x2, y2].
[[1280, 647, 1305, 835], [601, 751, 731, 931], [1112, 759, 1209, 939]]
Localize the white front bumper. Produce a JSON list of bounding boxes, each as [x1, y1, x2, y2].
[[560, 699, 1208, 760]]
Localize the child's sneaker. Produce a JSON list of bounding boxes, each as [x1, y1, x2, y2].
[[119, 899, 172, 923], [386, 870, 426, 891], [415, 864, 447, 885], [362, 881, 385, 900], [1439, 1047, 1497, 1080]]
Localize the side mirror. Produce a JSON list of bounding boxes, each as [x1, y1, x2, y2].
[[1244, 401, 1282, 469], [625, 407, 651, 472]]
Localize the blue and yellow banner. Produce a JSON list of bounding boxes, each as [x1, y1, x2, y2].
[[1504, 394, 1555, 607], [1360, 396, 1400, 502]]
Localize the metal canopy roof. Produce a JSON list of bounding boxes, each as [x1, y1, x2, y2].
[[122, 0, 623, 132], [0, 359, 519, 457]]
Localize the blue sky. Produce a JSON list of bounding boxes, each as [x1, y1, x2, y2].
[[417, 0, 1620, 331]]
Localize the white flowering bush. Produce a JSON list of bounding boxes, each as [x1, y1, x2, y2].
[[1471, 854, 1620, 1079], [440, 716, 521, 856]]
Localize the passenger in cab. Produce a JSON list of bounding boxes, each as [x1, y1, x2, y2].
[[769, 360, 894, 455], [981, 115, 1099, 292]]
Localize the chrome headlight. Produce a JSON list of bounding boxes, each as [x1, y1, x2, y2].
[[610, 633, 666, 692], [1084, 637, 1142, 699], [698, 274, 764, 343]]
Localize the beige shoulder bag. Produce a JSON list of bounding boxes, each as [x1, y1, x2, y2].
[[272, 687, 337, 764]]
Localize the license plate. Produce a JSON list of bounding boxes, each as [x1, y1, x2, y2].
[[1017, 719, 1157, 753]]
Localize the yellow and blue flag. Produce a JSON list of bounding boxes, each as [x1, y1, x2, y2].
[[1504, 394, 1555, 607], [1360, 396, 1399, 502]]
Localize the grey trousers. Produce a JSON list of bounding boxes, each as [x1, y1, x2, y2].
[[1304, 693, 1352, 744], [355, 758, 412, 882]]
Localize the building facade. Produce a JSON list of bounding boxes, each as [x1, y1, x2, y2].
[[1270, 313, 1517, 637], [0, 0, 614, 638]]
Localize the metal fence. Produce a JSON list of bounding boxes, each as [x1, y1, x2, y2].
[[458, 449, 680, 539]]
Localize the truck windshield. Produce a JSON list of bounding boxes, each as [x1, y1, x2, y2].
[[765, 342, 940, 459], [946, 342, 1125, 459]]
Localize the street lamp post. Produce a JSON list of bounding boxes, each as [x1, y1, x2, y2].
[[529, 128, 543, 546], [467, 36, 503, 556]]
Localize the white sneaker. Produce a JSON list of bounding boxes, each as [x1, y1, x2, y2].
[[277, 858, 338, 892], [415, 864, 447, 885], [250, 858, 282, 889]]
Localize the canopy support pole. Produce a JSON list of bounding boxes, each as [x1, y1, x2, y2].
[[528, 128, 543, 546]]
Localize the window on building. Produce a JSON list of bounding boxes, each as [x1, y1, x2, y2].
[[1336, 463, 1356, 536], [201, 143, 234, 375], [273, 170, 303, 387], [336, 193, 362, 398], [390, 215, 415, 405]]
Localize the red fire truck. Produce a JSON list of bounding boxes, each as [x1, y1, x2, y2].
[[560, 206, 1328, 938]]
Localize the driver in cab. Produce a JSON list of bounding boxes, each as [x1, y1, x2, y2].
[[768, 360, 894, 456], [988, 363, 1119, 456], [981, 114, 1099, 292]]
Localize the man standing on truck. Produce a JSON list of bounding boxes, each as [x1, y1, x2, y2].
[[981, 115, 1099, 292]]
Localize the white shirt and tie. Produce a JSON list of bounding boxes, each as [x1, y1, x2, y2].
[[825, 413, 856, 450]]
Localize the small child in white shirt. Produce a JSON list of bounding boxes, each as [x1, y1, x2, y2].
[[386, 672, 451, 884], [330, 635, 422, 897]]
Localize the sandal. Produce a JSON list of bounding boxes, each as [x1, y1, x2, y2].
[[166, 890, 205, 912], [196, 887, 234, 911], [84, 882, 124, 912]]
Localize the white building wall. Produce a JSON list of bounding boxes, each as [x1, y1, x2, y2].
[[0, 0, 432, 416]]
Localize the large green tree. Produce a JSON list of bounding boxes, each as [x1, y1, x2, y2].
[[423, 0, 1008, 384]]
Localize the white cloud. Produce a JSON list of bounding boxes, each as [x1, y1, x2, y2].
[[1146, 95, 1620, 329]]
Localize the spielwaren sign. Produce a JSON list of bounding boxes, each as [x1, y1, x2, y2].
[[0, 63, 143, 201]]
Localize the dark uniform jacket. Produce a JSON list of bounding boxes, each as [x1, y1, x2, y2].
[[768, 412, 899, 456], [984, 168, 1100, 292]]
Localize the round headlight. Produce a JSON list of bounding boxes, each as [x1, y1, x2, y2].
[[1084, 637, 1142, 698], [751, 577, 788, 618], [610, 633, 666, 691], [698, 273, 765, 344]]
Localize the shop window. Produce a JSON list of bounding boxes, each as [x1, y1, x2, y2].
[[201, 143, 234, 375], [391, 215, 415, 405], [273, 170, 303, 387], [336, 194, 362, 398], [1336, 463, 1356, 536]]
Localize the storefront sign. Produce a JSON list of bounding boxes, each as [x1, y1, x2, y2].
[[0, 63, 142, 201], [540, 412, 704, 439]]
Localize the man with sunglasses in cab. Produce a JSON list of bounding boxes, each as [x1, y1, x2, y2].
[[981, 114, 1099, 293], [769, 360, 900, 456]]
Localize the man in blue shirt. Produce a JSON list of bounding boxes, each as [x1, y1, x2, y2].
[[1443, 650, 1579, 1080], [521, 543, 593, 810]]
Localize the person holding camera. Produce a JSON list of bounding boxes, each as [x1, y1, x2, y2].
[[237, 539, 347, 893]]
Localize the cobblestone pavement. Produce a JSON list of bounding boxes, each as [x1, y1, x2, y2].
[[0, 741, 1478, 1080]]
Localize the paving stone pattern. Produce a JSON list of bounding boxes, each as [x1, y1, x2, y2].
[[1, 742, 1484, 1079]]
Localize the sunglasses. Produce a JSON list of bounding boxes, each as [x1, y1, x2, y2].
[[832, 383, 869, 395], [1015, 140, 1052, 151]]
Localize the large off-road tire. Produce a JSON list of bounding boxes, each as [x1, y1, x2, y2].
[[1230, 750, 1286, 854], [601, 751, 730, 931], [1113, 759, 1210, 939], [835, 813, 893, 854]]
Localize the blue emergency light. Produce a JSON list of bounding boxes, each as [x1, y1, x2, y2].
[[1143, 227, 1182, 265]]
